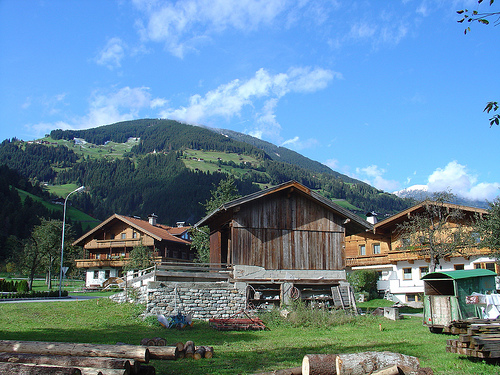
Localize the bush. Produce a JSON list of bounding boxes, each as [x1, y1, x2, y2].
[[0, 290, 68, 299], [16, 280, 29, 293], [347, 270, 379, 300]]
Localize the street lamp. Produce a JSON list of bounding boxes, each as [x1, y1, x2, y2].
[[59, 185, 85, 297]]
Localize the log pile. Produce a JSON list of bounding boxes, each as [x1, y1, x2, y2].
[[446, 320, 500, 359], [140, 338, 214, 360], [0, 339, 182, 374], [252, 351, 433, 375]]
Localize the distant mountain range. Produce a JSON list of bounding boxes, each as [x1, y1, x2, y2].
[[393, 185, 490, 209]]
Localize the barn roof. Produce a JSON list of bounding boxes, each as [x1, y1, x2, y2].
[[73, 214, 191, 246], [196, 180, 372, 235]]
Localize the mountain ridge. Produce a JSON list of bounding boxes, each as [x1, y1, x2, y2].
[[0, 119, 412, 225]]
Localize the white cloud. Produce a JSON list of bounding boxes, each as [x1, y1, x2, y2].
[[27, 87, 167, 137], [324, 159, 339, 170], [355, 164, 400, 192], [426, 161, 500, 201], [95, 37, 127, 69], [133, 0, 291, 58], [281, 136, 318, 151], [162, 66, 337, 140]]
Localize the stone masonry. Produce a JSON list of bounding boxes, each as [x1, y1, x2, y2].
[[145, 281, 247, 320]]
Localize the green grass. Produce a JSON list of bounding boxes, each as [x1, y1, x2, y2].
[[15, 187, 100, 231], [42, 136, 139, 160], [0, 300, 498, 375]]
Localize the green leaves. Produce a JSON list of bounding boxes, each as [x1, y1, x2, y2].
[[484, 102, 499, 127]]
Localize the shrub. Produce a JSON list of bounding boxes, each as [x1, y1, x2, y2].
[[16, 280, 29, 293], [348, 270, 379, 300]]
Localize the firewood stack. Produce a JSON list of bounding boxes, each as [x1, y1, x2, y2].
[[0, 338, 204, 374], [446, 319, 500, 359]]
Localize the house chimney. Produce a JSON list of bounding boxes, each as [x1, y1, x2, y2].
[[176, 221, 185, 227], [148, 213, 158, 226], [366, 211, 378, 225]]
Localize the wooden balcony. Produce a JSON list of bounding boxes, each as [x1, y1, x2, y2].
[[75, 258, 127, 268], [89, 239, 143, 249], [346, 255, 390, 267]]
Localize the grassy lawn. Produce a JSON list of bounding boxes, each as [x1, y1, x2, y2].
[[0, 299, 498, 375]]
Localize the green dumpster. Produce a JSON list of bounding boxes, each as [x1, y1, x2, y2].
[[422, 269, 497, 333]]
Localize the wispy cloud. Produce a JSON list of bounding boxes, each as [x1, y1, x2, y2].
[[281, 136, 319, 151], [95, 37, 127, 69], [161, 67, 338, 141], [355, 164, 401, 192], [27, 87, 167, 137], [133, 0, 291, 58]]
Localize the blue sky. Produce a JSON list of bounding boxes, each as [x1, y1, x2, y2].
[[1, 0, 499, 201]]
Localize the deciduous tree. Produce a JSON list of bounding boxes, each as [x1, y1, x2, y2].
[[477, 197, 500, 257], [396, 192, 478, 272]]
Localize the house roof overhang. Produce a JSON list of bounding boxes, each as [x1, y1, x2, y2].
[[372, 200, 488, 236], [72, 214, 191, 246]]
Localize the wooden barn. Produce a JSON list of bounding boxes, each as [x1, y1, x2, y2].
[[196, 180, 372, 308]]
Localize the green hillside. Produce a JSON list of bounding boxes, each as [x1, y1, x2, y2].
[[16, 187, 100, 232], [0, 119, 412, 227]]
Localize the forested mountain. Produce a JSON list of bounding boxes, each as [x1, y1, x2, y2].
[[0, 119, 412, 230], [0, 165, 87, 262]]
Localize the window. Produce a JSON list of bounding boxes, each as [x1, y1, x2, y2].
[[373, 243, 381, 255], [121, 233, 126, 239], [403, 268, 412, 280], [93, 270, 99, 279], [420, 267, 429, 278], [359, 244, 366, 256], [485, 263, 496, 272], [105, 270, 110, 279], [133, 231, 138, 239], [406, 294, 422, 302], [475, 262, 497, 273], [454, 264, 464, 270]]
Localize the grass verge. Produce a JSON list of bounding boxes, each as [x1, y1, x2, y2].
[[0, 299, 498, 374]]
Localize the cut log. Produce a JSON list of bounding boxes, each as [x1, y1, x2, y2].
[[302, 354, 337, 375], [146, 346, 178, 360], [140, 339, 156, 347], [78, 368, 128, 375], [335, 352, 420, 375], [183, 341, 195, 359], [153, 337, 166, 346], [0, 352, 132, 372], [172, 342, 184, 352], [0, 340, 150, 363], [193, 346, 205, 360], [371, 364, 400, 375], [0, 362, 82, 374], [201, 346, 214, 359]]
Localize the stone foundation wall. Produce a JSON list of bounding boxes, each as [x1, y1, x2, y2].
[[145, 281, 247, 320]]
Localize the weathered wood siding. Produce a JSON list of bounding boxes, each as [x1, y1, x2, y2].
[[231, 190, 345, 270]]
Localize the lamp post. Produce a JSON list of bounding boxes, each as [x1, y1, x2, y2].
[[59, 185, 85, 297]]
